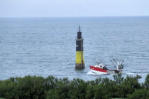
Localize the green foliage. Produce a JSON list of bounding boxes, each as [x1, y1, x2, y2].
[[117, 75, 141, 98], [0, 76, 46, 99], [113, 74, 124, 84], [69, 79, 87, 99], [0, 74, 149, 99], [46, 78, 70, 99], [144, 74, 149, 89], [128, 89, 149, 99]]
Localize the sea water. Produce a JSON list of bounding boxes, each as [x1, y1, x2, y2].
[[0, 17, 149, 81]]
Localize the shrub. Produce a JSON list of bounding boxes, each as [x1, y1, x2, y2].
[[128, 89, 149, 99]]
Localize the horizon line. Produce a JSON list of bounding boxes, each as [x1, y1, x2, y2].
[[0, 15, 149, 18]]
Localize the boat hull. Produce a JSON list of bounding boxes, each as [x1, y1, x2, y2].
[[90, 65, 108, 74], [90, 70, 108, 75]]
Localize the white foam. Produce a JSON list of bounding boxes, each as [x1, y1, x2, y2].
[[87, 70, 107, 75]]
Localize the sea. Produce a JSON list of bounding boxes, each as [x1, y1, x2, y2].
[[0, 17, 149, 81]]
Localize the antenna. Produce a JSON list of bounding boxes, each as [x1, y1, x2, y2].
[[79, 25, 81, 32]]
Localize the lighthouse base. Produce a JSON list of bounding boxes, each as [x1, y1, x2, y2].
[[75, 64, 85, 70]]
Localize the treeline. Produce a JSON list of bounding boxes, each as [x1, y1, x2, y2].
[[0, 74, 149, 99]]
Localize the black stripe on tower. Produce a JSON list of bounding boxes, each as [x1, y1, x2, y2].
[[76, 30, 83, 51], [77, 31, 82, 39], [76, 39, 83, 51]]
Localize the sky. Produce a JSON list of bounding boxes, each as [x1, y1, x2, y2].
[[0, 0, 149, 17]]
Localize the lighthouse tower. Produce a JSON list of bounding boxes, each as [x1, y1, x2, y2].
[[75, 26, 85, 70]]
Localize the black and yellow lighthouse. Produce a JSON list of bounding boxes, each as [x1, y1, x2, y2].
[[75, 26, 85, 70]]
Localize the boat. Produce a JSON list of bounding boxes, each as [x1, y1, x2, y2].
[[89, 63, 123, 75], [90, 64, 109, 74]]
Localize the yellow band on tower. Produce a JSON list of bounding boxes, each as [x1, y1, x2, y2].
[[76, 51, 84, 64]]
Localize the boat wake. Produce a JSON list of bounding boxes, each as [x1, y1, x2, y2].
[[87, 70, 134, 76], [87, 70, 109, 75]]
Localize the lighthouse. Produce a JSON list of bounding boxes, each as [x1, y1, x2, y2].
[[75, 26, 85, 70]]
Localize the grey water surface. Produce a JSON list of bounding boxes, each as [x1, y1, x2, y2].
[[0, 17, 149, 81]]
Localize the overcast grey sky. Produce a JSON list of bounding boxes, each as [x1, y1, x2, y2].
[[0, 0, 149, 17]]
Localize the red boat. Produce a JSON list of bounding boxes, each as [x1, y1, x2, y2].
[[90, 64, 109, 74], [89, 63, 123, 75]]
